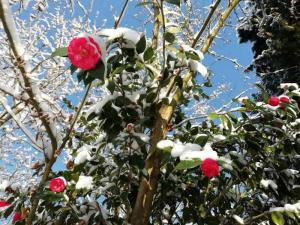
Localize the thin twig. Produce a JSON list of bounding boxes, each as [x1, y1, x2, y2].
[[114, 0, 129, 29], [58, 83, 92, 152], [192, 0, 221, 48], [173, 90, 246, 128], [244, 211, 269, 224]]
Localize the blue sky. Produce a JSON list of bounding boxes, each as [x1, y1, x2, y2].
[[80, 0, 258, 108]]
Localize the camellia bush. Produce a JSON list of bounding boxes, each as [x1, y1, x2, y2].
[[0, 0, 299, 225]]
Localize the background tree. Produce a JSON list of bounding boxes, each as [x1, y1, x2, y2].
[[237, 0, 300, 95]]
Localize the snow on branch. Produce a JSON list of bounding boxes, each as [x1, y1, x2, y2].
[[0, 0, 59, 156], [0, 95, 43, 152]]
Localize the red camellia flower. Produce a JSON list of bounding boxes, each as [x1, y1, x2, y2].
[[201, 158, 219, 179], [12, 211, 22, 222], [268, 96, 280, 106], [0, 201, 9, 207], [279, 96, 290, 104], [49, 177, 66, 193], [67, 35, 102, 70]]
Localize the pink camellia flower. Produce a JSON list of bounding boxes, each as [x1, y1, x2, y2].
[[67, 35, 102, 70], [12, 211, 22, 222], [49, 177, 67, 193], [279, 96, 290, 104], [0, 201, 9, 207], [126, 123, 134, 133], [268, 96, 280, 107], [201, 158, 219, 179]]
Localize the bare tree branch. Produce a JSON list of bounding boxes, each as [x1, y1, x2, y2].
[[0, 96, 43, 151]]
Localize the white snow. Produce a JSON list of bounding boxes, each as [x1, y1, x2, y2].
[[269, 201, 300, 213], [0, 180, 10, 192], [180, 44, 204, 61], [237, 96, 249, 104], [126, 91, 141, 103], [213, 134, 226, 141], [283, 169, 299, 177], [203, 143, 213, 151], [171, 142, 187, 157], [157, 140, 174, 149], [233, 215, 244, 224], [219, 156, 233, 170], [171, 142, 218, 161], [260, 179, 278, 190], [188, 60, 208, 78], [291, 119, 300, 127], [262, 104, 279, 111], [98, 27, 141, 48], [180, 147, 218, 161], [255, 162, 263, 168], [280, 83, 299, 90], [86, 92, 120, 116], [76, 176, 93, 190], [74, 146, 93, 165], [133, 132, 150, 142]]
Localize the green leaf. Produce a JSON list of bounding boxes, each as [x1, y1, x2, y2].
[[136, 34, 147, 54], [271, 212, 285, 225], [107, 79, 115, 94], [175, 159, 201, 170], [51, 47, 67, 57], [175, 76, 183, 89], [284, 211, 295, 220], [185, 51, 200, 61], [87, 60, 106, 81], [227, 112, 238, 124], [112, 65, 126, 75], [160, 144, 172, 164], [77, 70, 88, 83], [144, 47, 154, 61], [165, 0, 180, 7], [165, 32, 175, 44], [70, 64, 77, 74], [146, 92, 157, 103], [208, 112, 219, 120], [194, 134, 208, 147]]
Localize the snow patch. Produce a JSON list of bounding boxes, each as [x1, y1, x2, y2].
[[269, 201, 300, 213], [280, 83, 299, 90], [133, 132, 150, 143], [233, 215, 244, 224], [76, 176, 93, 190], [0, 180, 10, 192], [260, 179, 278, 190], [188, 60, 208, 78], [98, 27, 141, 48], [74, 146, 93, 165], [157, 140, 174, 149], [86, 92, 120, 117], [171, 142, 218, 161]]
